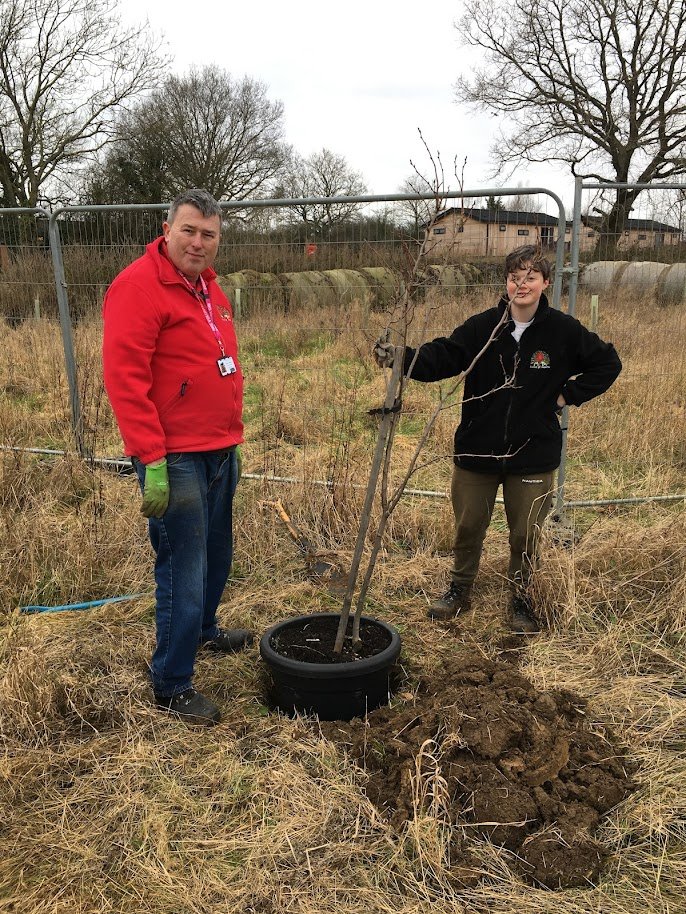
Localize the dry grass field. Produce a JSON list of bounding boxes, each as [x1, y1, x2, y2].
[[0, 287, 684, 913]]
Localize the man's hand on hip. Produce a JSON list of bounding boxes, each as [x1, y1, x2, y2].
[[141, 458, 169, 518]]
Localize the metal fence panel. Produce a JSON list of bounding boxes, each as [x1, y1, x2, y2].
[[0, 208, 52, 320], [565, 180, 686, 508], [0, 207, 74, 455], [2, 185, 682, 511]]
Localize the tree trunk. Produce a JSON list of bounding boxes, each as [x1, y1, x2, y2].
[[593, 187, 640, 259], [333, 350, 404, 654]]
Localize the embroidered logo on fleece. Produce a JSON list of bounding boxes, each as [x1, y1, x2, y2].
[[217, 306, 232, 321], [530, 350, 550, 369]]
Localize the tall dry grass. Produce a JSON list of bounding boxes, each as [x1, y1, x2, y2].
[[0, 288, 684, 912]]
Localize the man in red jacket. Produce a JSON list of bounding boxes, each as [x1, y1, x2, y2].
[[103, 189, 252, 725]]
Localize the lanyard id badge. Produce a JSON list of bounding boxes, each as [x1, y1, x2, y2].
[[217, 356, 236, 376], [176, 268, 237, 378]]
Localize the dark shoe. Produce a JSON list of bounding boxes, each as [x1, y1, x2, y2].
[[510, 595, 540, 634], [155, 688, 221, 725], [201, 627, 254, 653], [427, 583, 472, 620]]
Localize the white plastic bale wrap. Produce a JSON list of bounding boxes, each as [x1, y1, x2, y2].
[[660, 263, 686, 302], [580, 261, 686, 303]]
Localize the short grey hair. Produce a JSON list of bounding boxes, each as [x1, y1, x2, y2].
[[167, 189, 222, 225]]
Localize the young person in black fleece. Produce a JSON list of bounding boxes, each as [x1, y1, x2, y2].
[[374, 245, 622, 633]]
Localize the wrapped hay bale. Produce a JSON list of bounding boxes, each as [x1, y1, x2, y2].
[[358, 267, 404, 309], [578, 261, 630, 294], [217, 268, 256, 300], [659, 262, 686, 304], [579, 260, 685, 305], [323, 269, 373, 306], [279, 271, 333, 310], [296, 271, 339, 308], [426, 264, 466, 295], [217, 270, 286, 316], [458, 262, 483, 286], [618, 262, 671, 301]]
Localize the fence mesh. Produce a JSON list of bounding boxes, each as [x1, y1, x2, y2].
[[0, 191, 684, 512], [568, 184, 686, 505], [0, 211, 53, 322]]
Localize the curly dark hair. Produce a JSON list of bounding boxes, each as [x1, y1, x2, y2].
[[505, 245, 551, 281]]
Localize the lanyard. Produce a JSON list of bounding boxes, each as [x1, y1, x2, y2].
[[176, 269, 226, 357]]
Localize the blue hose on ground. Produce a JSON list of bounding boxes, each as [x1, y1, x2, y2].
[[20, 594, 148, 614]]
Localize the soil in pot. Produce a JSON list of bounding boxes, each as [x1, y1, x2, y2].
[[270, 615, 391, 663]]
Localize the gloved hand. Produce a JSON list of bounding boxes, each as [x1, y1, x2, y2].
[[235, 445, 242, 483], [373, 335, 395, 368], [141, 458, 169, 518]]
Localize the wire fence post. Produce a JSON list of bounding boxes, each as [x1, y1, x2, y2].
[[590, 295, 599, 331], [47, 212, 85, 457], [553, 176, 585, 522]]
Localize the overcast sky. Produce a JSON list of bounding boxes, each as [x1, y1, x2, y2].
[[119, 0, 575, 212]]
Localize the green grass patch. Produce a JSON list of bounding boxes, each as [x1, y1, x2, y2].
[[241, 330, 332, 359]]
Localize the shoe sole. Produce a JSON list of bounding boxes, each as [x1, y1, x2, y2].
[[427, 608, 462, 620], [155, 702, 221, 725], [202, 643, 252, 653], [156, 707, 221, 725], [511, 620, 540, 635], [201, 633, 254, 653]]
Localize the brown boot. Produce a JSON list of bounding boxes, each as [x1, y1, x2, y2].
[[427, 583, 472, 620], [510, 593, 540, 634]]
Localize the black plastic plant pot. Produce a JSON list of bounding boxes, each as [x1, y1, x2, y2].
[[260, 612, 402, 721]]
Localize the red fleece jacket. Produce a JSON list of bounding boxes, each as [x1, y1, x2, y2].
[[102, 237, 244, 465]]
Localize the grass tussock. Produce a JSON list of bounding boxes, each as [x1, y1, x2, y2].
[[0, 290, 684, 912]]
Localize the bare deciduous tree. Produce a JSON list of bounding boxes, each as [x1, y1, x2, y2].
[[277, 148, 367, 235], [505, 186, 540, 213], [394, 175, 437, 238], [0, 0, 163, 207], [81, 107, 169, 205], [643, 187, 686, 234], [394, 140, 471, 239], [455, 0, 686, 249], [83, 66, 290, 204]]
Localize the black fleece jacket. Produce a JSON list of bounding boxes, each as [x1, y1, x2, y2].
[[403, 293, 622, 474]]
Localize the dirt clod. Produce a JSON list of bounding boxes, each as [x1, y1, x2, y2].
[[319, 647, 635, 889]]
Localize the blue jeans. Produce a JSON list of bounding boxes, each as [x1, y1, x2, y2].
[[134, 449, 238, 697]]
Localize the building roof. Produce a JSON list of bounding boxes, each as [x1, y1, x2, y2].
[[431, 207, 682, 235], [624, 218, 680, 232], [582, 215, 682, 233], [433, 206, 560, 227]]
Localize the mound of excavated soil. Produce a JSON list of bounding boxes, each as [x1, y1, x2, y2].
[[320, 647, 635, 890]]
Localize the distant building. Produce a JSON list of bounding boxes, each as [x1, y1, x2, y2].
[[425, 207, 682, 258], [424, 207, 560, 257], [578, 216, 682, 251]]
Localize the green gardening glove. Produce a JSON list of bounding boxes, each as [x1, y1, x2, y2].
[[235, 446, 242, 484], [141, 458, 169, 518]]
